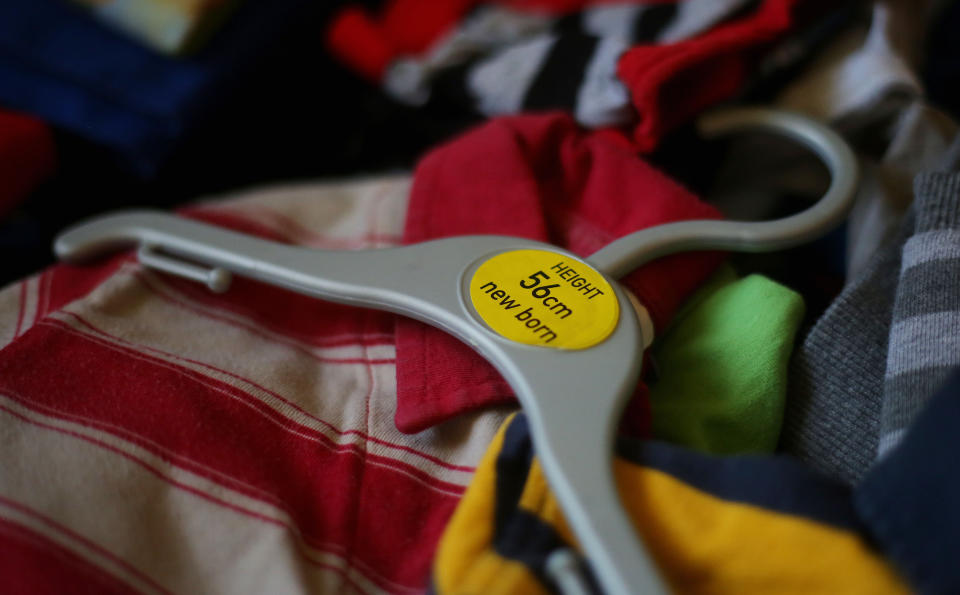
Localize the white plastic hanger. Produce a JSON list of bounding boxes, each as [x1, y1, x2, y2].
[[54, 108, 857, 595]]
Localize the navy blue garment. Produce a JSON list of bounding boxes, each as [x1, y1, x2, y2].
[[855, 367, 960, 595], [0, 0, 311, 175], [924, 0, 960, 122]]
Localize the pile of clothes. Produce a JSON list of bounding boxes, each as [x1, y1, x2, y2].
[[1, 0, 959, 593]]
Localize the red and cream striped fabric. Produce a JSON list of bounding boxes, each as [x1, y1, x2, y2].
[[0, 176, 512, 594]]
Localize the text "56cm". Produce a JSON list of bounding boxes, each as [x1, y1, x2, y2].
[[518, 271, 573, 319]]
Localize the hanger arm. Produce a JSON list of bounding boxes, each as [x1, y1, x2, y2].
[[506, 297, 666, 595], [56, 212, 542, 338]]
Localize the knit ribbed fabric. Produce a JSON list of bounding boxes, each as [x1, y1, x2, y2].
[[783, 170, 960, 483], [781, 212, 910, 485], [879, 172, 960, 456]]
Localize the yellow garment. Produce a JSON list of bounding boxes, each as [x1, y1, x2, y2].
[[435, 414, 907, 594], [434, 416, 546, 594]]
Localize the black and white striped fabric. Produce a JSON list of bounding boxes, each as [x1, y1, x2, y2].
[[382, 0, 753, 127]]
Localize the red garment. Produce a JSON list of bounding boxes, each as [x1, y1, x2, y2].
[[326, 0, 799, 151], [0, 110, 55, 216], [326, 0, 671, 82], [326, 0, 478, 81], [0, 179, 499, 592], [618, 0, 798, 151], [395, 112, 724, 434]]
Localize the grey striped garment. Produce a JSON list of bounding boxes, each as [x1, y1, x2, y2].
[[782, 212, 904, 485], [879, 172, 960, 457], [783, 166, 960, 484]]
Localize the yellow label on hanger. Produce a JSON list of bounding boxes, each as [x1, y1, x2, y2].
[[469, 249, 619, 349]]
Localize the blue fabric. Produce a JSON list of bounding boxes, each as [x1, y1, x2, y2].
[[855, 367, 960, 595], [0, 0, 309, 175], [617, 437, 863, 533], [493, 415, 572, 587]]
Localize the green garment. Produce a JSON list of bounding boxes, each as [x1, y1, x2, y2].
[[649, 265, 804, 454]]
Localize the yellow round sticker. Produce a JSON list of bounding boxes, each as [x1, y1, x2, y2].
[[468, 249, 619, 349]]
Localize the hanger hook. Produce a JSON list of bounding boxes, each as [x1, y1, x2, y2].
[[588, 107, 859, 278]]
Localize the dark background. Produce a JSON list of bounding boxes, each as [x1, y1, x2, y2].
[[3, 0, 959, 301]]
